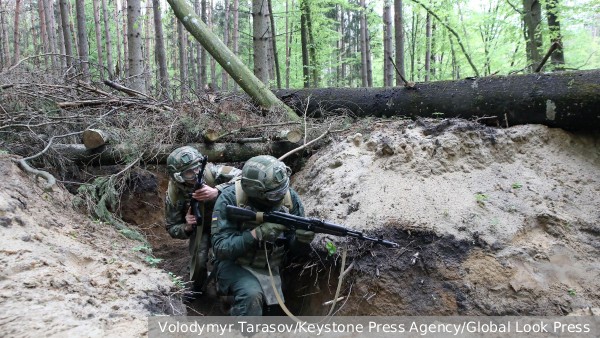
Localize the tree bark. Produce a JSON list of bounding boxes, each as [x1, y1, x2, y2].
[[177, 21, 188, 97], [12, 0, 21, 65], [359, 0, 368, 87], [232, 0, 239, 91], [222, 0, 230, 90], [425, 13, 431, 82], [152, 0, 169, 94], [383, 1, 393, 87], [267, 0, 281, 89], [394, 0, 405, 86], [75, 0, 90, 80], [274, 70, 600, 131], [53, 141, 300, 165], [545, 0, 565, 69], [0, 0, 7, 68], [101, 0, 114, 78], [43, 0, 58, 69], [127, 0, 146, 92], [523, 0, 543, 69], [92, 0, 105, 78], [252, 0, 270, 84], [300, 0, 310, 88], [166, 0, 299, 120]]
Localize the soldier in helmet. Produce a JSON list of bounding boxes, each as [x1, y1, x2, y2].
[[165, 146, 242, 301], [211, 155, 315, 316]]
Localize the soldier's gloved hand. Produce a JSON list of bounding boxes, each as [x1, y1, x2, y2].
[[254, 222, 288, 242], [295, 229, 315, 244]]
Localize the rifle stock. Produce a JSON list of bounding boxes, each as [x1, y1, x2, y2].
[[226, 205, 399, 248]]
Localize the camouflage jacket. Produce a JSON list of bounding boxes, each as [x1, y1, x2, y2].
[[165, 163, 241, 240], [211, 185, 309, 269]]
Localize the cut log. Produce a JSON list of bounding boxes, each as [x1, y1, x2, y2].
[[274, 69, 600, 131], [276, 129, 303, 143], [52, 141, 300, 165], [82, 129, 111, 150]]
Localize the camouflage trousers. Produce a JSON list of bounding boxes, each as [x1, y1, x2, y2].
[[214, 260, 264, 316]]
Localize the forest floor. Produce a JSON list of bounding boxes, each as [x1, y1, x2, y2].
[[1, 118, 599, 337]]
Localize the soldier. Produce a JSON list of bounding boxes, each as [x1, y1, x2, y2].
[[211, 155, 315, 316], [165, 146, 242, 301]]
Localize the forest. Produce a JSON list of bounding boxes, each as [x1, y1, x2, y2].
[[1, 0, 599, 97]]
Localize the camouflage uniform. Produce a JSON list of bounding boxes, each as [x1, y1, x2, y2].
[[211, 157, 312, 316], [165, 162, 241, 290]]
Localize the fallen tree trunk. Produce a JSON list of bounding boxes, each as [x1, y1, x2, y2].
[[52, 141, 299, 165], [274, 70, 600, 130]]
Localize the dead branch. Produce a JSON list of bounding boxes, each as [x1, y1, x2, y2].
[[14, 129, 88, 190], [103, 79, 154, 99], [278, 124, 331, 161], [535, 42, 562, 73]]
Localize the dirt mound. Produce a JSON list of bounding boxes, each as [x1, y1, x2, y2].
[[292, 119, 600, 315], [0, 155, 184, 337]]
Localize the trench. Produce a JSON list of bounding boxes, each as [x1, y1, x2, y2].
[[113, 167, 484, 316]]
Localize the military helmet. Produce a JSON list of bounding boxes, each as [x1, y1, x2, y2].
[[167, 146, 204, 183], [241, 155, 291, 203]]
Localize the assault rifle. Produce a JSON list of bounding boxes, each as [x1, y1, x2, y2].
[[226, 205, 399, 248], [190, 155, 209, 226]]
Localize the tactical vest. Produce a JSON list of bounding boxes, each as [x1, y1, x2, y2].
[[233, 180, 293, 269]]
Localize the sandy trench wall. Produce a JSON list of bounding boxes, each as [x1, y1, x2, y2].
[[291, 120, 600, 315], [0, 155, 185, 337]]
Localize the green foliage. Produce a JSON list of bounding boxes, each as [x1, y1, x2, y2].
[[568, 288, 576, 297], [475, 193, 488, 204], [168, 272, 186, 289], [145, 256, 163, 267], [75, 174, 146, 243], [512, 182, 523, 189], [325, 241, 337, 256]]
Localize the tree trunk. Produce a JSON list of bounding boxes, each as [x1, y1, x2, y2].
[[200, 0, 208, 87], [0, 0, 7, 68], [92, 0, 105, 78], [383, 1, 393, 87], [144, 2, 152, 93], [274, 70, 600, 131], [221, 0, 230, 90], [53, 141, 299, 165], [11, 0, 21, 65], [152, 0, 169, 94], [177, 21, 188, 97], [523, 0, 543, 70], [285, 0, 291, 88], [101, 0, 114, 79], [394, 0, 405, 85], [305, 1, 318, 87], [38, 0, 50, 68], [545, 0, 565, 69], [127, 0, 146, 92], [252, 0, 270, 84], [267, 0, 281, 88], [364, 3, 373, 87], [114, 0, 123, 77], [122, 0, 129, 77], [300, 0, 309, 88], [55, 2, 67, 69], [425, 12, 431, 82], [232, 0, 239, 91], [166, 0, 299, 120], [208, 0, 216, 89], [359, 0, 368, 87], [43, 0, 58, 69], [75, 0, 90, 80]]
